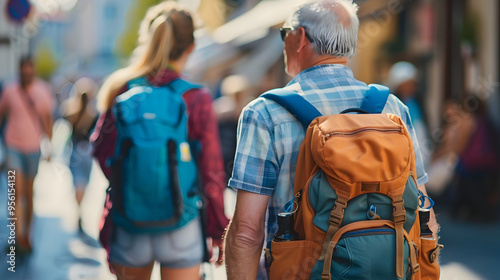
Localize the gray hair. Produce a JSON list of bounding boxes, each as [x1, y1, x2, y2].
[[285, 0, 359, 58]]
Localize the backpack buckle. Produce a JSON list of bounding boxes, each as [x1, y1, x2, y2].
[[321, 273, 331, 280], [329, 200, 347, 226], [392, 199, 406, 224]]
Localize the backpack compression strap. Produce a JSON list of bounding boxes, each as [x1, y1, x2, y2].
[[261, 84, 390, 127]]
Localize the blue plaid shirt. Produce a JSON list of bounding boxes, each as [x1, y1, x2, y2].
[[228, 64, 428, 247]]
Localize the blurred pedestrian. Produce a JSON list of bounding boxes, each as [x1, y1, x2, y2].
[[0, 56, 55, 252], [425, 101, 468, 197], [388, 61, 431, 167], [91, 2, 229, 279], [434, 97, 500, 220], [61, 77, 98, 234], [224, 1, 437, 278], [213, 74, 252, 182]]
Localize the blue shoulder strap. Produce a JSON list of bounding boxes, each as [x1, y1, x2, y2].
[[261, 84, 390, 127], [127, 77, 202, 95], [360, 84, 390, 114], [126, 77, 148, 88], [261, 89, 321, 127], [169, 79, 202, 95]]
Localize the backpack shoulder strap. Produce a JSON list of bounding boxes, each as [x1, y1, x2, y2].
[[261, 84, 390, 126], [361, 84, 390, 114], [126, 77, 202, 96], [126, 77, 149, 88], [168, 79, 203, 95], [261, 89, 322, 127]]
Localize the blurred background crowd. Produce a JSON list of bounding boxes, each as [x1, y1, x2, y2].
[[0, 0, 499, 279]]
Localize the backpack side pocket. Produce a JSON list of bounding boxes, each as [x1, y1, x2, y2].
[[267, 239, 321, 280], [419, 238, 443, 280]]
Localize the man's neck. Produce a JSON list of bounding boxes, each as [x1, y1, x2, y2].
[[302, 55, 348, 70]]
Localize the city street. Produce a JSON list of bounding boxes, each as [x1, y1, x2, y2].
[[0, 121, 499, 280]]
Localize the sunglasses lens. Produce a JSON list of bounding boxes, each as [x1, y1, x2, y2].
[[280, 28, 287, 41]]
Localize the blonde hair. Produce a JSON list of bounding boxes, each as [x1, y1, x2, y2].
[[97, 1, 195, 112]]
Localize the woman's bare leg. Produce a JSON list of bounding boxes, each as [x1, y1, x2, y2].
[[111, 262, 154, 280], [160, 264, 201, 280]]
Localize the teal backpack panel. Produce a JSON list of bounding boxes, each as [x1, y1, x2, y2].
[[309, 170, 418, 232], [110, 78, 202, 233], [308, 170, 418, 279], [311, 232, 411, 280]]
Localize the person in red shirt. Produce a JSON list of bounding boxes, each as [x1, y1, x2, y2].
[[90, 2, 228, 279]]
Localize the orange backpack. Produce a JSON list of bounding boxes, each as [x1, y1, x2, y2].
[[263, 85, 443, 280]]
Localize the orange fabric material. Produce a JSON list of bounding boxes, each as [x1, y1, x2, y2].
[[268, 240, 322, 280], [269, 113, 440, 280], [294, 113, 416, 240], [295, 114, 415, 201], [419, 238, 442, 280]]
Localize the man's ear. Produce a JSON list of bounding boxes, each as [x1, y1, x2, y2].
[[296, 27, 309, 53]]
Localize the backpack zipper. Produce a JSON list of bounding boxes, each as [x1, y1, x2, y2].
[[341, 227, 395, 239], [322, 127, 402, 142]]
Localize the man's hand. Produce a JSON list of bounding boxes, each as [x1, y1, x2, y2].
[[419, 184, 440, 239]]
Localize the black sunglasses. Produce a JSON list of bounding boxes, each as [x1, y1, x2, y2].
[[280, 27, 314, 43]]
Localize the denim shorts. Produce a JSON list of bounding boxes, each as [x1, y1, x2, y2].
[[109, 217, 204, 268], [5, 148, 41, 178], [69, 140, 93, 188]]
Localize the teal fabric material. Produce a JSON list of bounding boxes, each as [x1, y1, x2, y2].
[[311, 232, 411, 280], [111, 78, 202, 233], [308, 170, 418, 279], [309, 170, 418, 232]]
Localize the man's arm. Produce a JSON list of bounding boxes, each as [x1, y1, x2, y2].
[[225, 190, 270, 280]]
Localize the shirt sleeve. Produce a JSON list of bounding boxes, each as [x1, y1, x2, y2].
[[183, 88, 229, 239], [228, 103, 279, 196], [401, 104, 429, 186], [90, 110, 117, 180]]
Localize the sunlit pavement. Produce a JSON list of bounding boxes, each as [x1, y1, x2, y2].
[[0, 122, 498, 279]]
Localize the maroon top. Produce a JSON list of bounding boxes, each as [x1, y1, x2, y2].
[[91, 69, 229, 240]]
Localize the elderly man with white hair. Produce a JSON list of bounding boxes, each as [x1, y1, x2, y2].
[[224, 1, 438, 279]]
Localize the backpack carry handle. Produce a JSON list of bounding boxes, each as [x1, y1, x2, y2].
[[340, 108, 370, 114]]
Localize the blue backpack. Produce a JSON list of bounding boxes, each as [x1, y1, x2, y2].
[[109, 77, 202, 234]]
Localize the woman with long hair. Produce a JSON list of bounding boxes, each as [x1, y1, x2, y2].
[[91, 2, 229, 279]]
